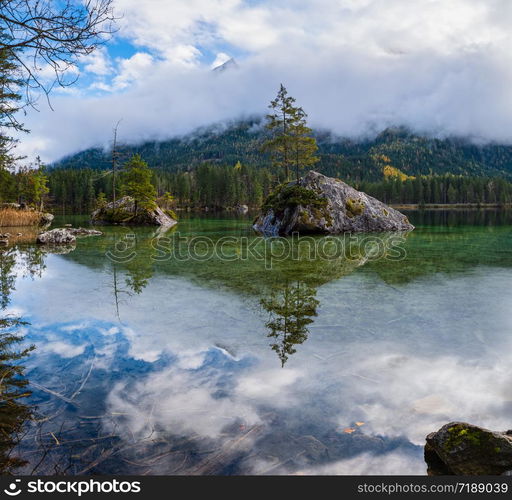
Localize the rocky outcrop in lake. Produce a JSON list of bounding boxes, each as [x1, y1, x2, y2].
[[253, 171, 414, 236], [425, 422, 512, 475], [91, 196, 178, 227], [37, 227, 102, 245]]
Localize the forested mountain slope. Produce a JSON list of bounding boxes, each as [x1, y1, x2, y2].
[[53, 118, 512, 181]]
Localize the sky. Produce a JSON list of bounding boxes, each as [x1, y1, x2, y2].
[[15, 0, 512, 163]]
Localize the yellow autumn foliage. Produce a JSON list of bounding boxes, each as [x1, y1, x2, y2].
[[382, 165, 415, 181]]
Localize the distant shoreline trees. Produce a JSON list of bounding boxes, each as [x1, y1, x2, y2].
[[357, 175, 512, 206], [41, 162, 274, 213], [40, 165, 512, 213]]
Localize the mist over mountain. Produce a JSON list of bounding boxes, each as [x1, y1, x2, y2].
[[52, 118, 512, 181]]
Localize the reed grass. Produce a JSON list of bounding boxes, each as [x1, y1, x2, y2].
[[0, 208, 41, 227]]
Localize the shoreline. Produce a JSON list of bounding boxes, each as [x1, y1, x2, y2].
[[41, 203, 512, 218], [391, 203, 512, 210]]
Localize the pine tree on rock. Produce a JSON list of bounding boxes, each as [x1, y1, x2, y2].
[[120, 155, 157, 215], [264, 84, 319, 182]]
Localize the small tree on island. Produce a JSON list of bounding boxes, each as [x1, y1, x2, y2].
[[120, 155, 157, 215], [263, 84, 319, 183]]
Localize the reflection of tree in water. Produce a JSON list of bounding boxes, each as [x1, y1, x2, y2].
[[108, 234, 156, 321], [124, 255, 153, 295], [0, 250, 16, 310], [0, 247, 40, 473], [0, 317, 34, 474], [260, 281, 319, 367], [0, 247, 47, 310]]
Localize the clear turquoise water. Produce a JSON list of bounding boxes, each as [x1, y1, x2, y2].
[[1, 210, 512, 475]]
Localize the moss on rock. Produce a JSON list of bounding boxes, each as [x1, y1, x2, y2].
[[345, 198, 365, 218], [426, 422, 512, 475], [444, 424, 483, 451], [164, 208, 179, 221]]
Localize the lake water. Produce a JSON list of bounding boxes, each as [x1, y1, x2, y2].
[[1, 210, 512, 475]]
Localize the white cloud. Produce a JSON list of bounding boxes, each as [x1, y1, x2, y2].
[[41, 340, 87, 358], [15, 1, 512, 161], [112, 52, 154, 90], [254, 451, 427, 475], [82, 47, 113, 76], [106, 364, 261, 439]]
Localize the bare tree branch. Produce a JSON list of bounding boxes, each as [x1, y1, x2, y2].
[[0, 0, 118, 106]]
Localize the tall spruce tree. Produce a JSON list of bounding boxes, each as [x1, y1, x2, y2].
[[0, 34, 25, 176], [264, 84, 318, 182]]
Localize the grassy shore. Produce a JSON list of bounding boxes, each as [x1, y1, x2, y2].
[[0, 208, 42, 227]]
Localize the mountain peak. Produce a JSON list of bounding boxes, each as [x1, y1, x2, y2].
[[212, 58, 239, 73]]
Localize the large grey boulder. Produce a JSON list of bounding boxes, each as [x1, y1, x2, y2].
[[37, 228, 76, 245], [253, 171, 414, 236], [425, 422, 512, 475], [91, 196, 177, 227], [37, 227, 102, 245]]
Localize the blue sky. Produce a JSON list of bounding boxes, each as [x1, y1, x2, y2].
[[17, 0, 512, 162]]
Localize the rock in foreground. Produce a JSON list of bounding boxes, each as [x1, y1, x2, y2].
[[253, 171, 414, 236], [425, 422, 512, 475], [91, 196, 177, 227], [37, 227, 102, 245]]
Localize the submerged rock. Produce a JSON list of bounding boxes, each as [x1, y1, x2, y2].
[[425, 422, 512, 475], [91, 196, 178, 227], [67, 227, 103, 237], [36, 227, 102, 245], [253, 171, 414, 236]]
